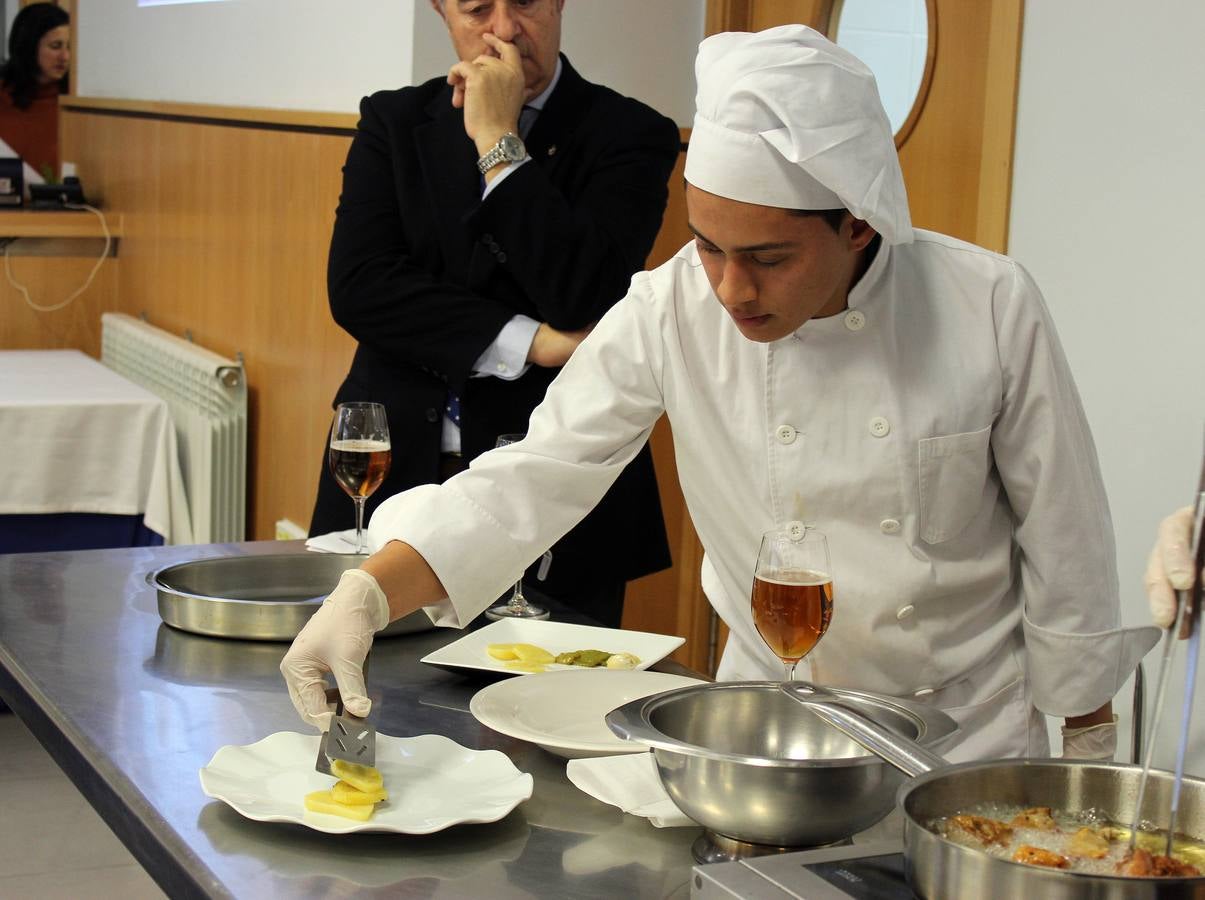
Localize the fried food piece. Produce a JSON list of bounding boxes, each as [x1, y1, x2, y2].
[[1117, 848, 1154, 876], [1012, 845, 1070, 869], [1011, 806, 1059, 832], [1151, 855, 1201, 877], [947, 815, 1013, 846], [304, 789, 375, 821], [330, 759, 383, 793], [1066, 826, 1111, 859], [331, 780, 388, 805]]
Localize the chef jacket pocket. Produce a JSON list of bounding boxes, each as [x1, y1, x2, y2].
[[917, 426, 992, 544]]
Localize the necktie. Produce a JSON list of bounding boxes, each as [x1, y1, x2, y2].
[[519, 105, 538, 139]]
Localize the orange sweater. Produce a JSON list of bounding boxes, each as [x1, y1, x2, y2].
[[0, 82, 60, 180]]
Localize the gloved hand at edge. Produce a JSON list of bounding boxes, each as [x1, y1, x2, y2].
[[1060, 715, 1119, 760], [280, 568, 390, 731], [1145, 506, 1198, 630]]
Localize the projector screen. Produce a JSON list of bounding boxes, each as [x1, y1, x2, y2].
[[73, 0, 702, 124]]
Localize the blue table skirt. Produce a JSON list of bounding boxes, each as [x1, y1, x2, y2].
[[0, 513, 164, 554]]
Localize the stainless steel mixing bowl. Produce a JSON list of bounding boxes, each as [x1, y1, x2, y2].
[[605, 680, 957, 847]]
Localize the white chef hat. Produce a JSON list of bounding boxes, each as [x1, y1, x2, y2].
[[684, 25, 913, 245]]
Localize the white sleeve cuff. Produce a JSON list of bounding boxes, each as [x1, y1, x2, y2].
[[472, 315, 539, 381], [1021, 608, 1160, 717], [480, 156, 531, 200]]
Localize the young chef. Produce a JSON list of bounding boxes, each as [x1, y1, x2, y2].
[[282, 25, 1161, 762]]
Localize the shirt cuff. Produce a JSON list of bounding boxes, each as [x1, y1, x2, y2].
[[481, 156, 531, 200], [472, 314, 539, 381], [1021, 608, 1160, 717]]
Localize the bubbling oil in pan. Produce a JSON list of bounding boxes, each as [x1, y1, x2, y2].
[[932, 802, 1205, 877]]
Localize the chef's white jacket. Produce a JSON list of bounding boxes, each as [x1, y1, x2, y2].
[[370, 230, 1159, 761]]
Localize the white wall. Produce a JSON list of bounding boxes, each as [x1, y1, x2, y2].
[[1010, 0, 1205, 772], [74, 0, 703, 124]]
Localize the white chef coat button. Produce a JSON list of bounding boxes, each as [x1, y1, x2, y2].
[[880, 518, 901, 534], [844, 310, 866, 331], [775, 424, 797, 445], [914, 687, 934, 697], [869, 417, 890, 438], [896, 604, 915, 621]]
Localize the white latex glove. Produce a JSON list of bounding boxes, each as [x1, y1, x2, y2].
[[1145, 506, 1198, 629], [280, 568, 390, 731], [1060, 715, 1118, 760]]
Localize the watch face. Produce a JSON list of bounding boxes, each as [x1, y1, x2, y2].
[[500, 133, 525, 161]]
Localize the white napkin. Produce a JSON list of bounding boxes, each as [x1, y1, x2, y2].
[[304, 529, 360, 553], [565, 752, 695, 828]]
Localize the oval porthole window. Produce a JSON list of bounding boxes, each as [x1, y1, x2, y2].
[[829, 0, 935, 147]]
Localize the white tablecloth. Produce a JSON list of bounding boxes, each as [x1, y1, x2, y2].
[[0, 350, 192, 543]]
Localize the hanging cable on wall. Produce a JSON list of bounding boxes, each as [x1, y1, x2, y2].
[[3, 202, 113, 312]]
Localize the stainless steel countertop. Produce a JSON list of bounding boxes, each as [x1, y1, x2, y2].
[[0, 541, 703, 899]]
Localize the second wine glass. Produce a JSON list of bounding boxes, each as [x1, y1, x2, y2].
[[750, 523, 834, 681], [328, 402, 391, 554], [484, 433, 550, 621]]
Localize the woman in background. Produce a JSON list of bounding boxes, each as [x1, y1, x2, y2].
[[0, 3, 70, 180]]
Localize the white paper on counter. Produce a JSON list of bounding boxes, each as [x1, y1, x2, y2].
[[565, 752, 695, 828], [304, 529, 360, 553]]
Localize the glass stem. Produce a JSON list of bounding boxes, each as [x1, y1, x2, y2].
[[507, 580, 526, 613], [353, 496, 367, 554], [784, 661, 798, 682]]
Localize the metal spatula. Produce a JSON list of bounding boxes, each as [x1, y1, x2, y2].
[[314, 690, 376, 775]]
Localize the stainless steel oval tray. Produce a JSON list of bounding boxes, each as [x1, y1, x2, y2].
[[152, 552, 433, 641]]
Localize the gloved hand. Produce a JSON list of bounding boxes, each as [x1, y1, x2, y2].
[[280, 568, 390, 731], [1145, 506, 1198, 629], [1060, 715, 1118, 760]]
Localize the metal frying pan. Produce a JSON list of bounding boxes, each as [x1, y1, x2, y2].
[[783, 684, 1205, 899]]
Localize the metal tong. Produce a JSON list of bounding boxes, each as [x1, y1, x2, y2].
[[314, 688, 376, 775], [1130, 442, 1205, 855]]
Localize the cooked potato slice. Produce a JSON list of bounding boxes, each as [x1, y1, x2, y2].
[[331, 780, 388, 805], [511, 643, 554, 664], [487, 643, 518, 660], [304, 790, 375, 821], [330, 759, 383, 793], [504, 660, 547, 673]]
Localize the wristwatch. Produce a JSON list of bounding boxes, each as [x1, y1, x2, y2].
[[477, 132, 526, 175]]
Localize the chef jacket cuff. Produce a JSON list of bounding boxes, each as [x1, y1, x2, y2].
[[368, 482, 527, 629], [1021, 609, 1160, 717]]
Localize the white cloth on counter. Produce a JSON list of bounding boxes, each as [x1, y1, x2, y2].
[[369, 232, 1160, 760], [0, 350, 192, 543], [304, 529, 361, 553], [565, 753, 695, 828]]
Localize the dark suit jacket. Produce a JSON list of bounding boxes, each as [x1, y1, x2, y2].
[[311, 56, 676, 589]]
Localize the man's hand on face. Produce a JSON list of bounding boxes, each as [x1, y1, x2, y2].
[[526, 322, 593, 368], [447, 33, 526, 157]]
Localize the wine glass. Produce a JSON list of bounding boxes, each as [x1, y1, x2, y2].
[[328, 402, 391, 554], [484, 433, 550, 621], [751, 523, 834, 681]]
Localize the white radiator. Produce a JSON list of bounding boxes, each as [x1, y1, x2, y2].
[[101, 312, 247, 543]]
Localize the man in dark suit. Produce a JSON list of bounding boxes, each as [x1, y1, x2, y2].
[[309, 0, 677, 626]]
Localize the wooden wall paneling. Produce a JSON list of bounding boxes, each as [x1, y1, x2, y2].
[[0, 254, 115, 354]]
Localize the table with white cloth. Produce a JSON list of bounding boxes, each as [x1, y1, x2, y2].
[[0, 349, 191, 551]]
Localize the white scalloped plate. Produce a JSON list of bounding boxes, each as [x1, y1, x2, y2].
[[199, 731, 532, 834]]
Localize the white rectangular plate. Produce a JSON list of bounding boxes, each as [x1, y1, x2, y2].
[[420, 619, 685, 677]]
